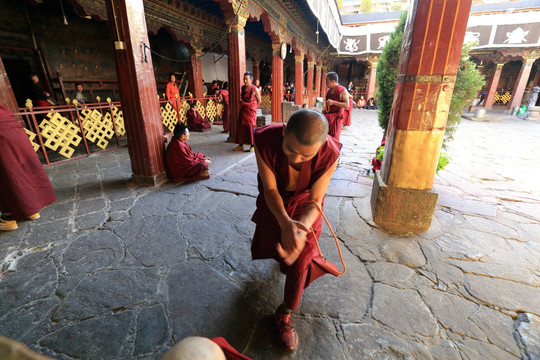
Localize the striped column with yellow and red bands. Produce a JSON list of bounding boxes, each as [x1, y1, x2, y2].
[[381, 0, 474, 191]]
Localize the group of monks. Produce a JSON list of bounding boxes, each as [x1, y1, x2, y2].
[[2, 71, 354, 356]]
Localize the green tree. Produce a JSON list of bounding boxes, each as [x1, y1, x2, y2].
[[375, 12, 407, 131], [360, 0, 373, 13], [375, 11, 484, 149]]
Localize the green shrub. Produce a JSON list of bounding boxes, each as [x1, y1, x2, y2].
[[437, 152, 451, 173], [376, 12, 406, 131]]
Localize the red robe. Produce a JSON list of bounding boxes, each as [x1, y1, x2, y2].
[[187, 109, 211, 132], [211, 337, 252, 360], [343, 95, 353, 127], [235, 84, 258, 145], [166, 82, 181, 113], [324, 84, 347, 141], [251, 124, 342, 310], [220, 89, 230, 131], [165, 138, 209, 182], [0, 105, 56, 219]]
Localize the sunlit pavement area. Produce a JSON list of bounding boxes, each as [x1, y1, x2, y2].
[[1, 109, 539, 359]]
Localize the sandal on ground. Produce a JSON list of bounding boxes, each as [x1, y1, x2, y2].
[[274, 310, 299, 351]]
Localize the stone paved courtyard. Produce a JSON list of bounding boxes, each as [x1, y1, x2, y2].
[[1, 109, 539, 359]]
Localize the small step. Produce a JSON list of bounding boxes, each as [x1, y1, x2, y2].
[[257, 114, 272, 127]]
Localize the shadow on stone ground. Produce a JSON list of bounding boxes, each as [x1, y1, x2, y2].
[[1, 109, 539, 359]]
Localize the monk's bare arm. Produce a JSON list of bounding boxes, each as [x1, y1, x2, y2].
[[254, 144, 289, 227], [297, 158, 339, 228], [255, 88, 261, 105]]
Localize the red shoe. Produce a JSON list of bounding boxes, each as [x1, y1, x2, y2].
[[274, 310, 299, 351]]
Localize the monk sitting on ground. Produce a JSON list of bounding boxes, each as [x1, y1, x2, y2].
[[186, 103, 211, 132], [165, 123, 211, 182], [251, 109, 342, 351]]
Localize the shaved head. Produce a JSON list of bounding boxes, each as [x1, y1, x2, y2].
[[285, 109, 329, 146]]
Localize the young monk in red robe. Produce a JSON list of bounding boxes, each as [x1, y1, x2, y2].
[[233, 72, 260, 152], [0, 105, 56, 231], [166, 74, 181, 113], [251, 109, 341, 351], [186, 103, 211, 132], [322, 72, 349, 141], [219, 82, 230, 133], [165, 123, 211, 182], [343, 92, 353, 127]]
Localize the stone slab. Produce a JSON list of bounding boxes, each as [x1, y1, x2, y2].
[[372, 283, 439, 336]]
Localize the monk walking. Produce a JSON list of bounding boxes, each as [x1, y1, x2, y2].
[[0, 105, 56, 231], [322, 72, 349, 141], [251, 109, 341, 351], [186, 103, 211, 132], [165, 123, 211, 182], [233, 72, 260, 152]]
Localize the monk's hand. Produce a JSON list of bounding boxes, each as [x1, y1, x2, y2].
[[276, 220, 309, 265]]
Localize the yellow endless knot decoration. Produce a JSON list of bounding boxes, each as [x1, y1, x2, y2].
[[39, 112, 82, 159], [105, 106, 126, 136], [206, 98, 217, 123], [261, 93, 271, 114], [24, 128, 40, 152], [80, 109, 115, 150], [161, 102, 179, 132]]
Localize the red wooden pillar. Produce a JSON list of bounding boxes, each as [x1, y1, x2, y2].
[[366, 61, 378, 99], [227, 15, 247, 142], [252, 60, 260, 83], [371, 0, 473, 234], [307, 60, 314, 107], [507, 58, 535, 110], [532, 64, 540, 87], [271, 42, 284, 123], [105, 0, 165, 184], [188, 48, 204, 99], [321, 67, 328, 98], [483, 63, 503, 109], [315, 62, 322, 101], [0, 56, 19, 114], [294, 52, 304, 106]]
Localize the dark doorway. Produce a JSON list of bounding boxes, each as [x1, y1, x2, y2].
[[3, 57, 34, 107]]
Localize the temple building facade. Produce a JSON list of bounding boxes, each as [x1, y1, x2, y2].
[[0, 0, 538, 231]]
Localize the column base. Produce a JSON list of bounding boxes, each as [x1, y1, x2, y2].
[[132, 172, 168, 186], [370, 170, 438, 235]]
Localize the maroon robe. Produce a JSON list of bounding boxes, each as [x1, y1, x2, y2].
[[0, 105, 56, 219], [220, 89, 230, 131], [324, 84, 347, 141], [235, 84, 258, 145], [211, 337, 252, 360], [251, 124, 341, 310], [187, 109, 211, 132], [343, 95, 353, 127], [165, 138, 209, 182]]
